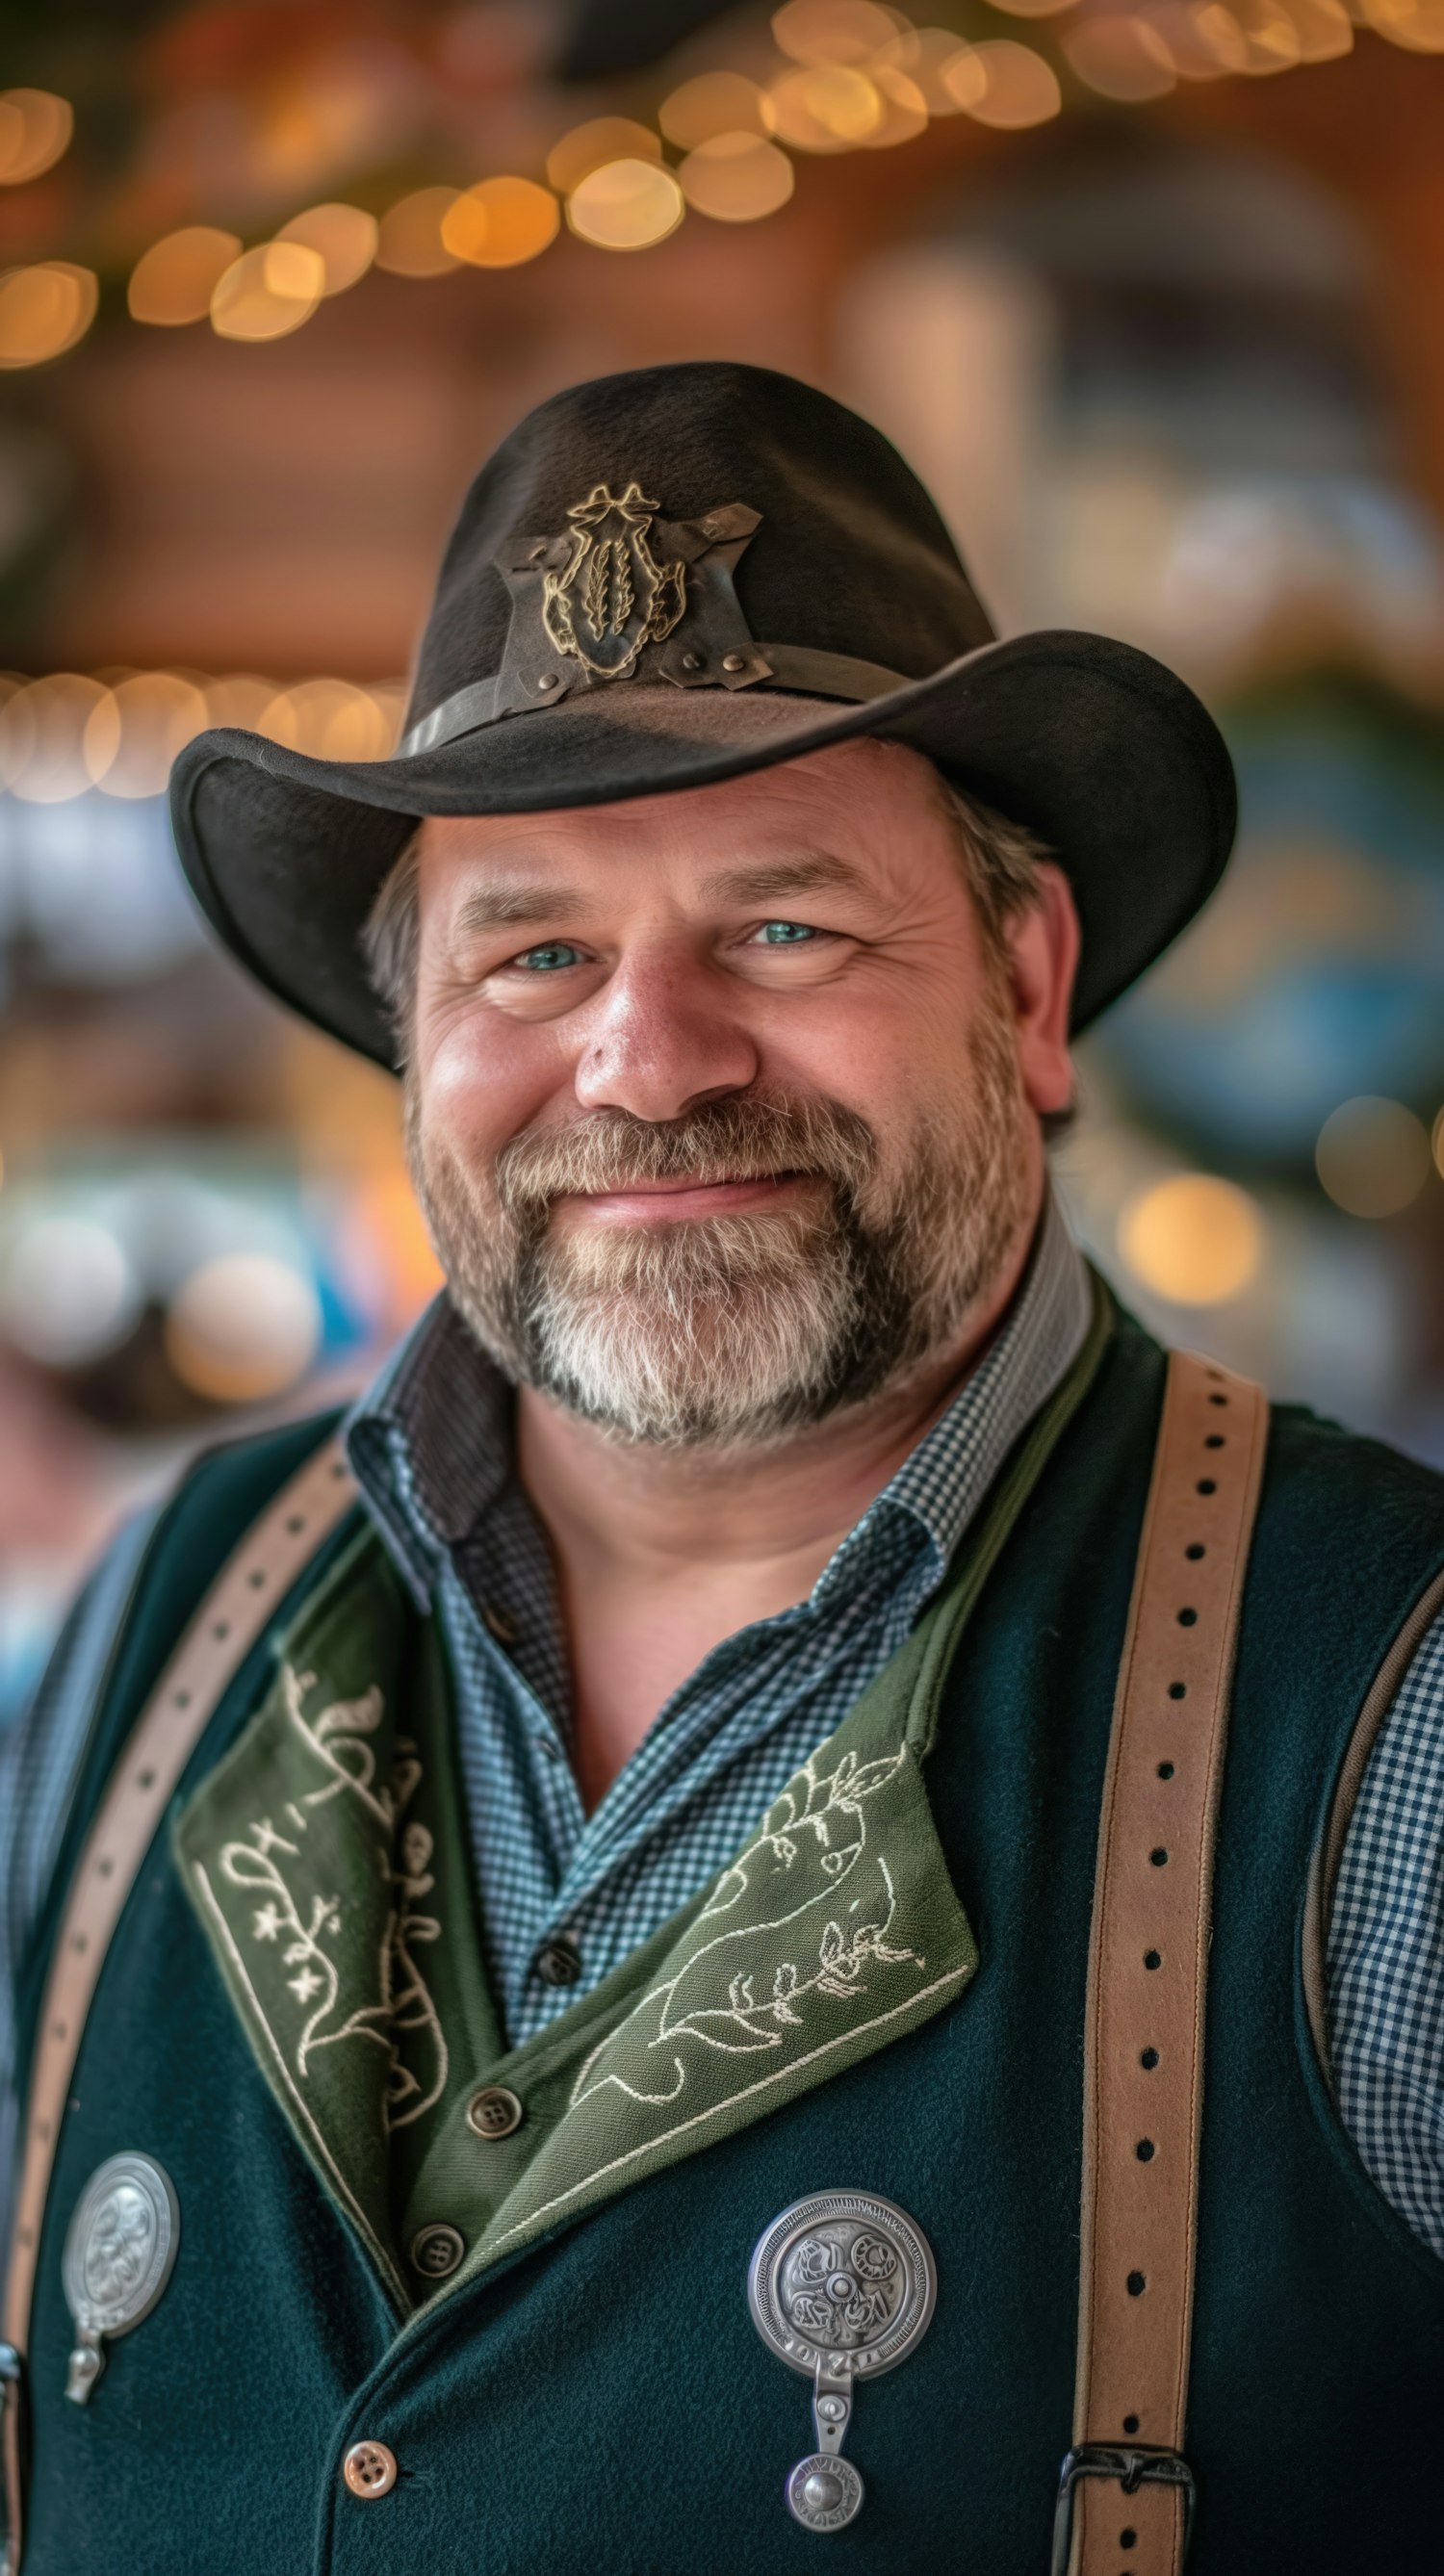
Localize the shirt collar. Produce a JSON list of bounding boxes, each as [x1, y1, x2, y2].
[[346, 1186, 1093, 1613]]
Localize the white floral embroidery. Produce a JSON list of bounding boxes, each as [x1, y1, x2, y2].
[[571, 1742, 921, 2112], [218, 1667, 449, 2131]]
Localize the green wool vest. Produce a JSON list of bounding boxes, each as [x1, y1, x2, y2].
[[11, 1313, 1444, 2574]]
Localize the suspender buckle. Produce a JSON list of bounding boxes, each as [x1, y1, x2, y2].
[[1050, 2443, 1197, 2576]]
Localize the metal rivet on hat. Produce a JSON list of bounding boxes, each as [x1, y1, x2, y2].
[[537, 672, 559, 691], [747, 2190, 936, 2535], [467, 2085, 524, 2140], [62, 2152, 181, 2405], [409, 2221, 466, 2279], [721, 652, 747, 673], [701, 514, 723, 537], [681, 651, 703, 672]]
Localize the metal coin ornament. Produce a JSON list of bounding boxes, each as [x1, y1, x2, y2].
[[61, 2152, 180, 2404], [747, 2190, 937, 2534]]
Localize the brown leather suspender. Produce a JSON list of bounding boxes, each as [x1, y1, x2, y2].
[[3, 1356, 1267, 2575], [1, 1435, 358, 2575], [1057, 1351, 1268, 2576]]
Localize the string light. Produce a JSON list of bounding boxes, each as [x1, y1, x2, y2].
[[956, 41, 1064, 125], [374, 188, 462, 277], [1119, 1174, 1265, 1303], [0, 263, 97, 368], [211, 242, 325, 340], [567, 159, 685, 251], [679, 134, 796, 221], [0, 90, 73, 186], [546, 118, 662, 195], [440, 177, 559, 269], [772, 1, 907, 61], [1064, 14, 1178, 96], [128, 228, 242, 325], [1360, 0, 1444, 45], [273, 202, 378, 296], [84, 673, 209, 797], [767, 64, 886, 148], [659, 72, 773, 147]]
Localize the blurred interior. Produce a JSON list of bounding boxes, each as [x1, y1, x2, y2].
[[5, 0, 1444, 1723]]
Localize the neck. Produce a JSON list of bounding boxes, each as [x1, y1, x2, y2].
[[516, 1195, 1043, 1598]]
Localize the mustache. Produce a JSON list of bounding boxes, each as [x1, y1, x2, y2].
[[493, 1093, 878, 1216]]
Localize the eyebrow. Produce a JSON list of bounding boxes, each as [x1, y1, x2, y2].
[[451, 880, 592, 937], [698, 853, 871, 907]]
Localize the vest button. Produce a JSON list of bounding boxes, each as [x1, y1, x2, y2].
[[536, 1938, 581, 1989], [467, 2084, 525, 2140], [409, 2221, 466, 2278], [343, 2440, 398, 2500]]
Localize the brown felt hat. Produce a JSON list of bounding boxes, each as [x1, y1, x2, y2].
[[168, 360, 1236, 1067]]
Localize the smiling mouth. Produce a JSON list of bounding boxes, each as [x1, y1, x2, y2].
[[554, 1171, 814, 1223]]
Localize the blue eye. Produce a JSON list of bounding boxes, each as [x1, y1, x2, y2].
[[514, 941, 584, 972], [757, 920, 817, 945]]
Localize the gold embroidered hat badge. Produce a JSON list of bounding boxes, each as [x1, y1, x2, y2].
[[542, 480, 686, 680]]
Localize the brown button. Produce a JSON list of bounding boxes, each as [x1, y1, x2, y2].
[[467, 2084, 524, 2140], [536, 1938, 581, 1989], [409, 2221, 465, 2278], [343, 2440, 398, 2499]]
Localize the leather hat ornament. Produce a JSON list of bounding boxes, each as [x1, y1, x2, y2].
[[168, 359, 1236, 1067]]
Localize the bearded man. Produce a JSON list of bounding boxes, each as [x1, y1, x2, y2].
[[3, 364, 1442, 2576]]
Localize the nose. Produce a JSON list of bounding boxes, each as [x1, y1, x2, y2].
[[572, 941, 760, 1122]]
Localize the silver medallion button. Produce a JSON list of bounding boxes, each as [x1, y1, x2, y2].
[[62, 2152, 180, 2405], [748, 2190, 936, 2534]]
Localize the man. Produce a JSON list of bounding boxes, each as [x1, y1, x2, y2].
[[2, 362, 1441, 2576]]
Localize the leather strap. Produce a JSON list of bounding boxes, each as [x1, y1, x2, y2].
[[1065, 1351, 1268, 2576], [398, 643, 910, 758], [2, 1433, 357, 2573]]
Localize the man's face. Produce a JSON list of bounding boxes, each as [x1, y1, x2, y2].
[[405, 736, 1076, 1447]]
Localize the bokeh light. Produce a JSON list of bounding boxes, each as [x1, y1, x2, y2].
[[441, 177, 560, 269], [202, 674, 284, 731], [771, 0, 907, 62], [165, 1253, 321, 1404], [861, 65, 931, 144], [1118, 1173, 1265, 1304], [956, 40, 1063, 125], [547, 118, 662, 195], [375, 188, 462, 277], [1, 1218, 141, 1367], [1361, 0, 1444, 46], [259, 680, 399, 761], [0, 675, 111, 801], [0, 263, 98, 368], [767, 64, 885, 149], [877, 27, 985, 111], [679, 134, 796, 222], [1315, 1097, 1432, 1218], [978, 0, 1081, 14], [274, 203, 378, 296], [660, 72, 773, 148], [129, 228, 244, 326], [84, 673, 210, 798], [1064, 14, 1178, 98], [567, 160, 685, 252], [0, 90, 74, 186], [211, 242, 326, 341]]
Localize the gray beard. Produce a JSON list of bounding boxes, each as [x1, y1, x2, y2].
[[405, 999, 1032, 1450]]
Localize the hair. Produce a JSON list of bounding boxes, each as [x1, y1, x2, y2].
[[360, 759, 1056, 1061]]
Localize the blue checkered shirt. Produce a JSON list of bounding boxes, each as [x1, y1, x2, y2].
[[4, 1198, 1444, 2261]]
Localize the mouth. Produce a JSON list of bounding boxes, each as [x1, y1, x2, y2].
[[552, 1171, 817, 1226]]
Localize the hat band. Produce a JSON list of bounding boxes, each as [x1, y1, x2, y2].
[[399, 645, 910, 760]]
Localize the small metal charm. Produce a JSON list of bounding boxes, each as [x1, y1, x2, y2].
[[62, 2152, 180, 2405], [747, 2189, 937, 2534]]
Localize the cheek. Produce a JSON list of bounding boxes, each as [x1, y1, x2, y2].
[[417, 1005, 569, 1167], [760, 970, 977, 1135]]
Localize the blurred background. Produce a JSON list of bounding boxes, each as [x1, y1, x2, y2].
[[4, 0, 1444, 1723]]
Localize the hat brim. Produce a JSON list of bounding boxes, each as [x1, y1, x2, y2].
[[168, 628, 1235, 1069]]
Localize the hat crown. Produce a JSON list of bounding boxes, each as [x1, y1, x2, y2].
[[407, 361, 995, 733]]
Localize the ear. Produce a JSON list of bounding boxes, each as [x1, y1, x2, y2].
[[1003, 863, 1079, 1119]]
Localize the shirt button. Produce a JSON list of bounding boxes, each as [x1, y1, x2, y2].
[[467, 2084, 525, 2140], [343, 2440, 398, 2499], [535, 1938, 582, 1989], [482, 1603, 518, 1646], [409, 2221, 466, 2278]]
